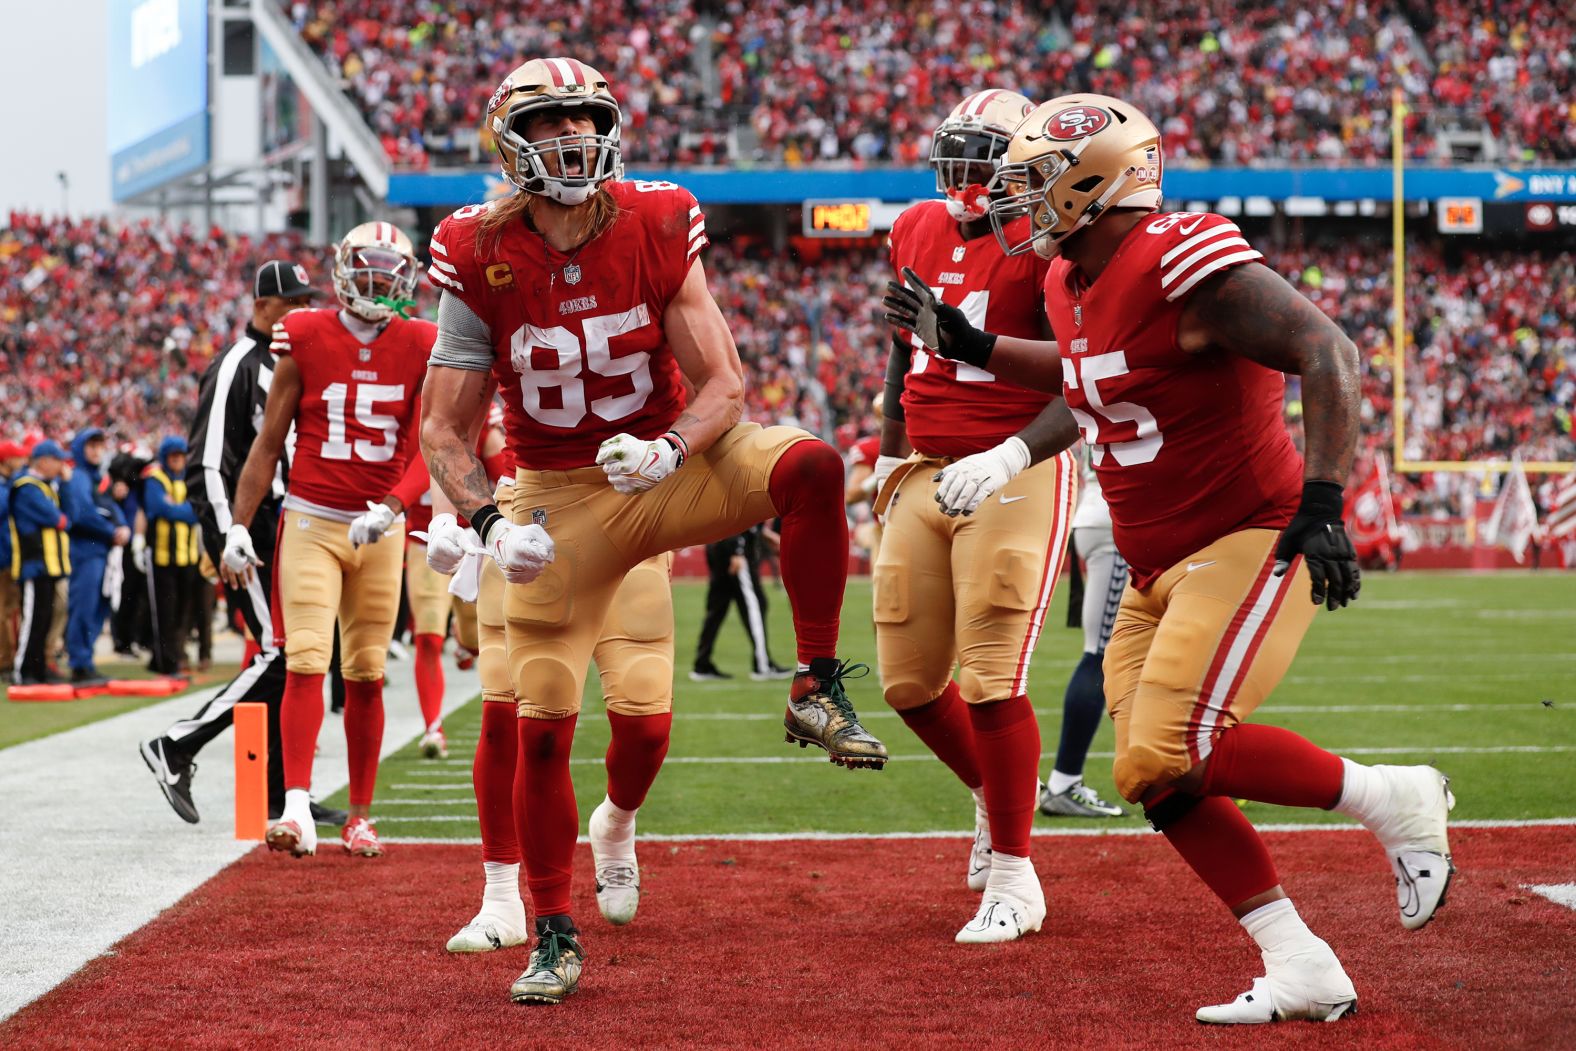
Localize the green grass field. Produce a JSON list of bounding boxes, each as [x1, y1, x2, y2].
[[0, 661, 241, 750], [332, 572, 1575, 837]]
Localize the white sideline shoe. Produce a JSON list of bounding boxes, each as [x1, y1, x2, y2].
[[956, 858, 1045, 944], [967, 811, 992, 892], [1196, 939, 1357, 1024], [588, 798, 640, 926], [1363, 765, 1456, 930], [446, 900, 529, 953]]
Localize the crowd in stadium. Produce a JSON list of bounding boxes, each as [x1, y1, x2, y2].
[[2, 211, 1572, 484], [283, 0, 1576, 168]]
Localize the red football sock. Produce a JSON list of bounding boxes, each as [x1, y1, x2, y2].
[[897, 681, 981, 790], [1201, 724, 1345, 809], [1158, 793, 1282, 909], [966, 694, 1040, 858], [343, 679, 385, 809], [413, 633, 445, 731], [605, 711, 673, 811], [768, 440, 847, 663], [280, 671, 325, 790], [475, 700, 520, 864], [514, 714, 579, 917]]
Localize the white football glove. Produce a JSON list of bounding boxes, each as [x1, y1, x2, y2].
[[596, 432, 683, 495], [870, 454, 906, 497], [411, 513, 479, 575], [933, 436, 1032, 517], [130, 532, 149, 574], [221, 524, 261, 581], [480, 519, 555, 585], [348, 500, 397, 548]]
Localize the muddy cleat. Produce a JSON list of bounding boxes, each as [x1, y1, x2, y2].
[[420, 727, 449, 760], [1354, 765, 1455, 930], [341, 817, 384, 857], [956, 855, 1045, 944], [510, 921, 585, 1005], [447, 901, 529, 953], [1196, 939, 1357, 1024], [588, 798, 640, 926], [1039, 779, 1125, 818], [784, 658, 887, 770], [139, 737, 200, 824], [266, 818, 316, 857]]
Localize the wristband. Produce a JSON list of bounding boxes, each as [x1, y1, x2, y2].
[[660, 430, 688, 468], [1296, 480, 1345, 520], [952, 329, 998, 370], [470, 503, 505, 545]]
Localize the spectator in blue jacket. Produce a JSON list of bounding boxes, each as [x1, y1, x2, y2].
[[144, 436, 200, 676], [62, 428, 130, 683], [0, 440, 27, 681], [10, 440, 72, 685]]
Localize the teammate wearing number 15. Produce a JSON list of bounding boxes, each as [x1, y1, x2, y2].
[[885, 93, 1453, 1025], [222, 221, 435, 861], [420, 57, 885, 1007]]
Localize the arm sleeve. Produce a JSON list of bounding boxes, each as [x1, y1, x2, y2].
[[429, 291, 496, 372], [13, 484, 58, 532]]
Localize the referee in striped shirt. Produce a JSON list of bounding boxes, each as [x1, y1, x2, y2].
[[139, 261, 344, 827]]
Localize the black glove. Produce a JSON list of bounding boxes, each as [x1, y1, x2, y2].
[[881, 266, 997, 369], [1273, 480, 1361, 610]]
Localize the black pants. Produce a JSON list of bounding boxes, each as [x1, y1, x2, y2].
[[112, 560, 150, 652], [163, 506, 287, 811], [13, 575, 60, 682], [147, 562, 198, 675], [694, 540, 774, 675]]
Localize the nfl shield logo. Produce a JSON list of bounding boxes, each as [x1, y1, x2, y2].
[[951, 246, 965, 262], [563, 263, 583, 285], [532, 508, 549, 527], [359, 347, 372, 362], [1073, 304, 1083, 328]]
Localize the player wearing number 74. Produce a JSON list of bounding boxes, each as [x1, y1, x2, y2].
[[222, 220, 435, 861], [884, 93, 1453, 1026]]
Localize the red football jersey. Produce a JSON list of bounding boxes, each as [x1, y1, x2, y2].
[[887, 200, 1053, 457], [270, 309, 435, 515], [1044, 211, 1302, 589], [848, 435, 881, 468], [427, 180, 706, 470]]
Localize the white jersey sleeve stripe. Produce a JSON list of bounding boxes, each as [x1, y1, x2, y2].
[[431, 258, 460, 275], [688, 205, 702, 220], [428, 266, 466, 292], [428, 236, 448, 256], [1165, 249, 1263, 302], [1161, 237, 1252, 289], [1160, 223, 1239, 267]]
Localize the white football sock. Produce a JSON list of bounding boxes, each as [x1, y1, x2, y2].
[[1047, 770, 1081, 796], [598, 796, 638, 838], [482, 861, 522, 906], [1240, 897, 1316, 957], [983, 851, 1036, 894], [970, 786, 988, 824], [1331, 757, 1387, 827], [282, 788, 312, 826]]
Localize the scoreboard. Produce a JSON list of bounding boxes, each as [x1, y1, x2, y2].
[[802, 199, 878, 237]]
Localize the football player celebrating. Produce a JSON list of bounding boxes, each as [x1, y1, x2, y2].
[[873, 88, 1102, 944], [885, 93, 1453, 1024], [420, 57, 885, 1005], [223, 221, 435, 860]]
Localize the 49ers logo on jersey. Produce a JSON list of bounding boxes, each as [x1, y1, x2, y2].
[[1045, 106, 1110, 140]]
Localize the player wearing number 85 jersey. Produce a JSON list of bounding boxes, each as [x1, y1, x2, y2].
[[420, 56, 885, 1007], [223, 220, 435, 861], [886, 92, 1454, 1025]]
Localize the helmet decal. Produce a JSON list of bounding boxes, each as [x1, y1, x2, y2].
[[1044, 106, 1112, 141]]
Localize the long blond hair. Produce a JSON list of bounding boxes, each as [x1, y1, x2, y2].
[[474, 187, 621, 257]]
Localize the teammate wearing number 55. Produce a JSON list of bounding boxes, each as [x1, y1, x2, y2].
[[421, 57, 884, 1006], [885, 93, 1453, 1025], [222, 221, 435, 861]]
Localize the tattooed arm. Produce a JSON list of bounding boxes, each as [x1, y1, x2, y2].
[[1177, 261, 1360, 485], [420, 366, 496, 519], [663, 257, 745, 455]]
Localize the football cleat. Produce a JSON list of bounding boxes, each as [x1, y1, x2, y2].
[[447, 901, 530, 953], [1360, 765, 1456, 930], [1039, 779, 1125, 818], [341, 817, 384, 857], [784, 659, 888, 770], [266, 818, 316, 857], [956, 860, 1046, 944], [139, 737, 200, 824], [510, 925, 586, 1005], [1196, 939, 1357, 1024], [420, 728, 449, 760], [588, 798, 640, 926], [967, 805, 992, 892], [453, 644, 477, 671]]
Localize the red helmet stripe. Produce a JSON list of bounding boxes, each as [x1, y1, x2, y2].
[[966, 90, 1000, 118], [547, 57, 578, 88]]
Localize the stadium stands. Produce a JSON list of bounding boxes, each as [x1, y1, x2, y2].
[[282, 0, 1576, 168]]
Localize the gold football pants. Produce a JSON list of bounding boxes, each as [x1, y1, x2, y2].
[[277, 509, 404, 681], [405, 541, 452, 637]]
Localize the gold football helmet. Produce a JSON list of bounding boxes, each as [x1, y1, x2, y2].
[[929, 89, 1035, 221], [486, 57, 623, 206], [986, 93, 1163, 258], [333, 221, 419, 321]]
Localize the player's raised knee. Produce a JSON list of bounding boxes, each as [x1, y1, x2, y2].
[[1117, 742, 1191, 802]]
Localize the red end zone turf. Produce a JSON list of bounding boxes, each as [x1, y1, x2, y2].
[[5, 828, 1573, 1050]]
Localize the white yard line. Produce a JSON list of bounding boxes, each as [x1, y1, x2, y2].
[[1526, 884, 1576, 910], [0, 665, 478, 1022]]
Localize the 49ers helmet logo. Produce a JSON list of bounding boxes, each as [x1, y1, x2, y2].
[[1045, 106, 1111, 140], [486, 78, 513, 114]]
